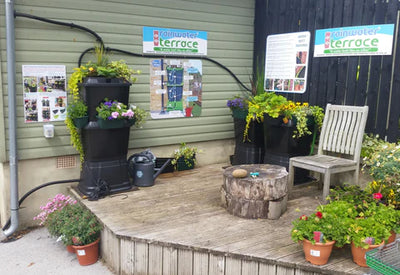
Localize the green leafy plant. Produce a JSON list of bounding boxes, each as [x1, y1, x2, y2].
[[348, 214, 391, 249], [67, 100, 87, 120], [244, 92, 324, 140], [291, 200, 356, 247], [361, 134, 390, 160], [171, 142, 198, 168], [327, 184, 373, 207]]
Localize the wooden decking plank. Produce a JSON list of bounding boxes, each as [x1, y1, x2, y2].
[[209, 253, 225, 275], [162, 246, 178, 275]]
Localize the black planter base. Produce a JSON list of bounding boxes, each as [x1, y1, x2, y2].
[[232, 143, 264, 165], [263, 152, 313, 185], [79, 158, 134, 200]]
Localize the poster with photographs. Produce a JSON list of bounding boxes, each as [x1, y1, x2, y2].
[[264, 31, 310, 94], [23, 65, 67, 123], [149, 59, 202, 119]]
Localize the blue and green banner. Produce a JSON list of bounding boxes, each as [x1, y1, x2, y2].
[[143, 27, 207, 56], [314, 24, 394, 57]]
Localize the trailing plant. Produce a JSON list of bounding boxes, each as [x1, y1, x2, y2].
[[244, 92, 324, 140]]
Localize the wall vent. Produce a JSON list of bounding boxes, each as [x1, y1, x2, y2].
[[56, 156, 77, 169]]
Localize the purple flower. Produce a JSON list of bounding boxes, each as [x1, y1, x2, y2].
[[104, 101, 113, 107]]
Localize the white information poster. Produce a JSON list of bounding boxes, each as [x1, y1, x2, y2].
[[149, 59, 202, 119], [23, 65, 67, 123], [264, 31, 310, 94]]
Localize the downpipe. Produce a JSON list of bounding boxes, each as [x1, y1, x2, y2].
[[2, 0, 19, 239]]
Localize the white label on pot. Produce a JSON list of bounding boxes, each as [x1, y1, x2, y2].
[[154, 70, 166, 76], [310, 249, 320, 257], [77, 249, 86, 256]]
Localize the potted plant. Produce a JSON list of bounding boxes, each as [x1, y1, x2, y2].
[[227, 72, 265, 165], [171, 142, 198, 171], [96, 98, 146, 129], [245, 92, 324, 183], [33, 194, 77, 253], [57, 203, 102, 265], [348, 215, 389, 267], [291, 200, 355, 265]]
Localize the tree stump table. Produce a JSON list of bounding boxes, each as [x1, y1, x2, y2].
[[221, 164, 288, 219]]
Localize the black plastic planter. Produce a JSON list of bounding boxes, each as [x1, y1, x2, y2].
[[77, 78, 133, 199], [263, 115, 315, 184], [231, 109, 264, 165]]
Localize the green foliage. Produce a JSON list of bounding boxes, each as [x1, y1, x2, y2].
[[244, 92, 324, 140], [366, 180, 400, 210], [327, 185, 373, 207], [67, 100, 87, 120], [361, 134, 390, 160], [171, 142, 198, 168], [51, 204, 102, 246], [65, 117, 84, 164], [348, 214, 390, 249]]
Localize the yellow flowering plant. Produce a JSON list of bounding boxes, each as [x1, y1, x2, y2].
[[244, 92, 324, 140], [362, 140, 400, 209]]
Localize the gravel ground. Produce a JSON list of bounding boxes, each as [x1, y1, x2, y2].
[[0, 227, 114, 275]]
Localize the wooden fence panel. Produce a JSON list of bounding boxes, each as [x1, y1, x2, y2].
[[254, 0, 400, 141]]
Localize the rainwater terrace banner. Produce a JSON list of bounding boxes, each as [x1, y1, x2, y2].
[[314, 24, 394, 57], [143, 27, 207, 56]]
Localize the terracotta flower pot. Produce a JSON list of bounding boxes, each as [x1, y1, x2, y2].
[[66, 245, 75, 253], [72, 239, 100, 266], [350, 241, 384, 267], [386, 230, 396, 244], [302, 239, 335, 265]]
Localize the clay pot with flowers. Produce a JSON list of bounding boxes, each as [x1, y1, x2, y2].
[[291, 200, 355, 265], [56, 203, 102, 266]]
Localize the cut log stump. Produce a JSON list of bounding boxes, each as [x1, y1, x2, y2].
[[221, 164, 288, 219]]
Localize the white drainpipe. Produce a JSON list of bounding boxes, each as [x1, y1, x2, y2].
[[1, 0, 19, 239]]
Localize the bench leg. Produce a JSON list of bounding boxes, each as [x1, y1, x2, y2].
[[322, 170, 331, 202], [288, 160, 295, 196]]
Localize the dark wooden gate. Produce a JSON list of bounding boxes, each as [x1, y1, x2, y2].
[[253, 0, 400, 142]]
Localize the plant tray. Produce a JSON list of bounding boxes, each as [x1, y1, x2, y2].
[[366, 239, 400, 275]]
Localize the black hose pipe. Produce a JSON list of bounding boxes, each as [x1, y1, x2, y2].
[[1, 179, 80, 231], [78, 47, 252, 92], [14, 12, 104, 48]]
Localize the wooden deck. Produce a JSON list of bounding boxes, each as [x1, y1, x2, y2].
[[71, 164, 373, 275]]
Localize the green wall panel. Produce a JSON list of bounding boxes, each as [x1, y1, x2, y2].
[[0, 0, 254, 160]]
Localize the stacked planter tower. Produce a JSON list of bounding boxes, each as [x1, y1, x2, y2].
[[78, 77, 133, 199]]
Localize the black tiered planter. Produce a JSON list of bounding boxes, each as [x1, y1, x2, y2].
[[263, 115, 315, 184], [231, 109, 264, 165], [78, 77, 133, 199]]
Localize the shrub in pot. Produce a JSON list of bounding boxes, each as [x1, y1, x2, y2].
[[57, 204, 103, 265], [171, 142, 199, 171]]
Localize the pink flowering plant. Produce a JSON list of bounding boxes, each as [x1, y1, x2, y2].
[[96, 97, 147, 128], [33, 193, 77, 226]]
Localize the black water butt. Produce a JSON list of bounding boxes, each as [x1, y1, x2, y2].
[[263, 115, 314, 184], [78, 77, 133, 199], [231, 109, 264, 165]]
